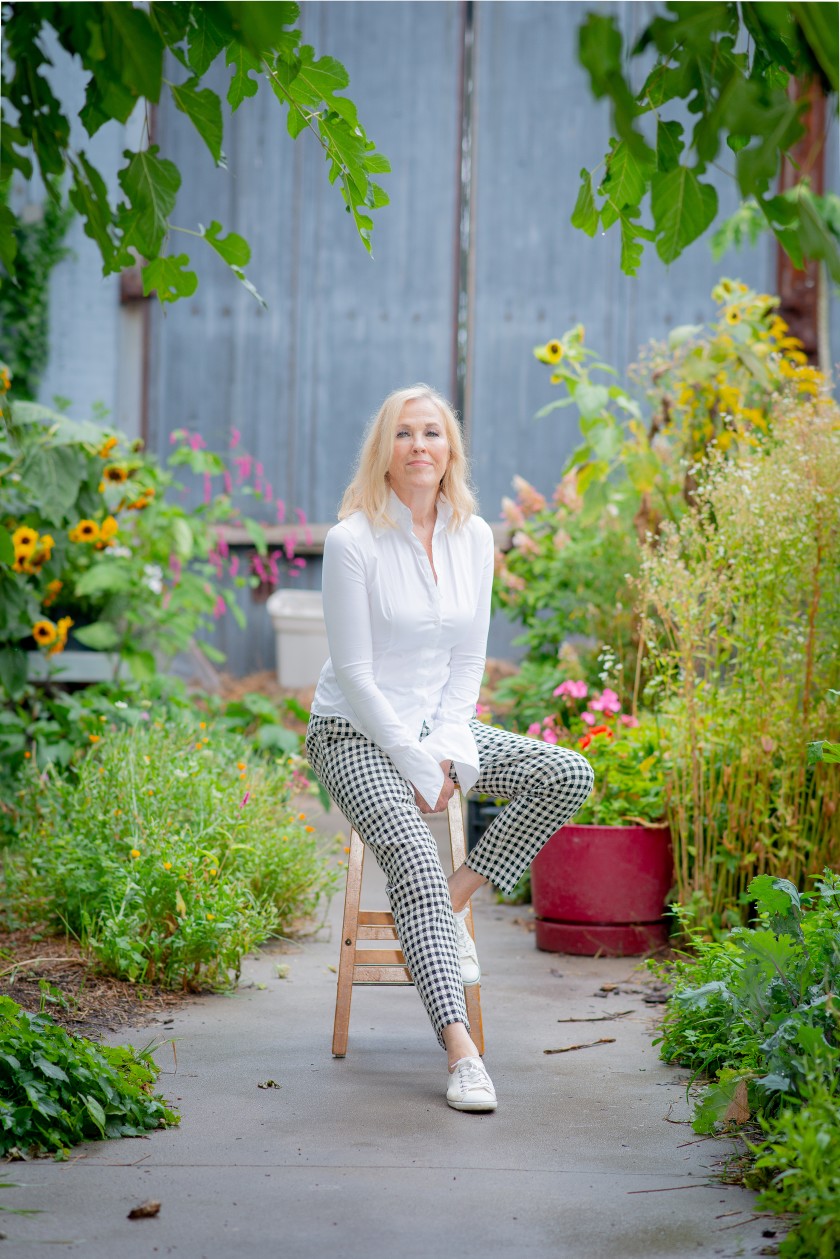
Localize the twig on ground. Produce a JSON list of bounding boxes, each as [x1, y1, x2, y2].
[[543, 1037, 616, 1054], [557, 1010, 633, 1023], [627, 1183, 718, 1194]]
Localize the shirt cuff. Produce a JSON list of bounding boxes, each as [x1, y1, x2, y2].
[[386, 742, 446, 810]]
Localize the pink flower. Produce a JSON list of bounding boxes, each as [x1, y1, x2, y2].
[[276, 499, 286, 523], [169, 554, 182, 582], [216, 531, 229, 558], [580, 711, 595, 726], [619, 714, 639, 728], [229, 554, 240, 578], [512, 529, 540, 556], [291, 557, 306, 568], [223, 471, 232, 495], [239, 790, 250, 809], [264, 482, 274, 504], [501, 496, 525, 529], [234, 454, 253, 481], [252, 555, 268, 583], [591, 688, 621, 713], [229, 427, 241, 449], [512, 474, 546, 516], [527, 722, 542, 738], [475, 702, 490, 717], [541, 727, 558, 744], [284, 531, 298, 560], [553, 528, 571, 552], [553, 679, 588, 700], [295, 507, 307, 526], [188, 431, 206, 452], [553, 469, 582, 513], [213, 594, 226, 620]]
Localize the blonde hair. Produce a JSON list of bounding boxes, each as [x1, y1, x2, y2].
[[339, 384, 476, 529]]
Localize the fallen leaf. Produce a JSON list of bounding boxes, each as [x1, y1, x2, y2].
[[275, 964, 290, 979], [128, 1200, 161, 1220], [543, 1037, 617, 1054], [723, 1079, 750, 1125], [257, 1079, 281, 1090]]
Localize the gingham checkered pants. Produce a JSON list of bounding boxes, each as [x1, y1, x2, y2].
[[306, 715, 594, 1048]]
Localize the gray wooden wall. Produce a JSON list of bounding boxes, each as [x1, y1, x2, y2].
[[34, 2, 840, 676]]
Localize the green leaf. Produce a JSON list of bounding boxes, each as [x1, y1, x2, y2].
[[218, 1, 300, 57], [796, 190, 840, 282], [0, 646, 28, 699], [74, 564, 133, 597], [747, 874, 801, 917], [141, 255, 198, 303], [285, 45, 349, 108], [31, 1055, 69, 1083], [68, 153, 126, 273], [117, 146, 181, 259], [0, 525, 15, 567], [72, 622, 121, 651], [656, 120, 684, 173], [20, 445, 87, 523], [186, 4, 230, 76], [201, 221, 250, 268], [575, 383, 610, 418], [651, 166, 718, 264], [102, 2, 164, 102], [123, 648, 157, 683], [255, 723, 299, 754], [571, 169, 599, 237], [599, 140, 655, 215], [789, 1, 839, 91], [0, 205, 18, 272], [171, 517, 193, 559], [84, 1094, 107, 1132], [576, 459, 610, 497], [226, 42, 262, 111], [808, 739, 840, 764], [170, 80, 224, 164]]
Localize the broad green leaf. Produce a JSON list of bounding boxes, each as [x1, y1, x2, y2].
[[74, 563, 133, 597], [20, 445, 87, 523], [218, 1, 300, 57], [790, 1, 839, 91], [808, 739, 840, 764], [255, 723, 299, 754], [651, 166, 718, 264], [0, 646, 28, 699], [747, 874, 801, 916], [226, 42, 262, 110], [186, 4, 229, 76], [286, 105, 310, 139], [85, 1094, 107, 1131], [365, 153, 391, 175], [575, 383, 610, 418], [0, 525, 14, 566], [101, 2, 164, 102], [796, 191, 840, 282], [117, 146, 181, 259], [201, 221, 250, 268], [170, 80, 224, 164], [141, 255, 198, 303], [624, 449, 662, 493], [240, 517, 267, 556], [69, 153, 126, 273], [31, 1055, 69, 1083], [124, 647, 157, 682], [656, 119, 684, 173], [0, 205, 18, 271], [599, 140, 655, 213], [667, 324, 703, 348], [576, 459, 610, 497], [72, 622, 121, 650], [571, 169, 599, 236], [285, 46, 349, 108], [172, 517, 193, 559]]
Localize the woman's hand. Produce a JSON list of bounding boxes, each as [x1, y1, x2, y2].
[[415, 762, 456, 814]]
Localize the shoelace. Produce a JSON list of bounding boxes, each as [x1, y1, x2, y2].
[[454, 917, 475, 953], [454, 1059, 493, 1094]]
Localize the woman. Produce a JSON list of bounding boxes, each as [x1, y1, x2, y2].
[[306, 384, 594, 1112]]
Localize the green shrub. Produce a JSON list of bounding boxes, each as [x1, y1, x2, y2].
[[5, 720, 336, 989], [0, 996, 178, 1158], [654, 873, 840, 1255]]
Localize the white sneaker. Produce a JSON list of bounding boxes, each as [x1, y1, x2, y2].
[[453, 912, 481, 986], [446, 1056, 497, 1112]]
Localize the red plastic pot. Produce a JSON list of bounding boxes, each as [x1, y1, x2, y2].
[[530, 823, 674, 956]]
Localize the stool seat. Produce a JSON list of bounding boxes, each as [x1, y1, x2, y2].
[[332, 792, 485, 1056]]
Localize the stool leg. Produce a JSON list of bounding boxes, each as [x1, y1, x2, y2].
[[447, 794, 485, 1057], [332, 827, 364, 1057]]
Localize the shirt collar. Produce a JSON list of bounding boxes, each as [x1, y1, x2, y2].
[[376, 489, 452, 537]]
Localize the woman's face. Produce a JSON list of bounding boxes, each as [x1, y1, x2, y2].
[[386, 397, 450, 500]]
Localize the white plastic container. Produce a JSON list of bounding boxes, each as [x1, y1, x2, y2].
[[266, 589, 329, 688]]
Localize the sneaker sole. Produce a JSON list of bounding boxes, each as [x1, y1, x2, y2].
[[446, 1096, 497, 1112], [461, 970, 481, 987]]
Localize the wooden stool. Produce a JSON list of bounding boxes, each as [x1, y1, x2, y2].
[[332, 792, 485, 1057]]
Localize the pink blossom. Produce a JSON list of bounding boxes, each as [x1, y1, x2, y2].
[[239, 790, 250, 809], [169, 554, 182, 582], [553, 679, 588, 700], [229, 427, 241, 449], [553, 469, 582, 513], [553, 528, 571, 552], [512, 474, 546, 516], [188, 431, 206, 452], [289, 568, 301, 578], [501, 569, 526, 593], [255, 474, 263, 494], [229, 554, 240, 578], [511, 529, 540, 556], [267, 552, 280, 582], [541, 727, 558, 744], [169, 430, 180, 445], [291, 557, 306, 568], [284, 530, 298, 560], [295, 506, 307, 526], [580, 711, 595, 726], [234, 454, 253, 481], [276, 499, 286, 523], [216, 531, 229, 558], [223, 471, 233, 495], [255, 461, 264, 480], [264, 482, 274, 504], [591, 688, 621, 713], [527, 722, 542, 738], [619, 714, 640, 728], [501, 496, 525, 529], [252, 555, 268, 583], [213, 594, 226, 619], [475, 702, 490, 717]]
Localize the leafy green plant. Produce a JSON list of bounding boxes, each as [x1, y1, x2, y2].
[[574, 2, 839, 277], [4, 720, 336, 989], [0, 995, 178, 1158], [654, 873, 840, 1257], [1, 2, 390, 294]]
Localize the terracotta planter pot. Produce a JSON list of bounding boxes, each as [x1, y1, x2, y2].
[[530, 823, 673, 956]]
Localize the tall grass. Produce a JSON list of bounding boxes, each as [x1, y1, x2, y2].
[[639, 394, 840, 928]]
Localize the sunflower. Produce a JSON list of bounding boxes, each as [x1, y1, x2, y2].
[[724, 306, 742, 326], [32, 619, 58, 647], [544, 340, 564, 364], [47, 615, 74, 656], [69, 519, 100, 543], [12, 525, 38, 557], [103, 464, 128, 484], [98, 436, 118, 458]]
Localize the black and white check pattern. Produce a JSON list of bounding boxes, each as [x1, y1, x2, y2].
[[306, 716, 594, 1048]]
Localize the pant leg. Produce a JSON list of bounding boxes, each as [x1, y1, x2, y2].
[[465, 721, 594, 894], [306, 716, 468, 1049]]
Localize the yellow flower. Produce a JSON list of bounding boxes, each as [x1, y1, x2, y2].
[[13, 526, 39, 557], [305, 825, 315, 833], [103, 464, 128, 484], [100, 515, 119, 542], [207, 913, 215, 921], [69, 519, 100, 543], [199, 721, 206, 730], [209, 867, 217, 876], [724, 306, 742, 326], [88, 733, 100, 743], [130, 848, 141, 859], [163, 861, 172, 871], [544, 340, 564, 364], [0, 366, 11, 393], [98, 436, 118, 458], [298, 812, 306, 821], [237, 761, 247, 771], [32, 619, 57, 646]]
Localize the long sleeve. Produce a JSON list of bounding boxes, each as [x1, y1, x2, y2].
[[321, 525, 446, 808]]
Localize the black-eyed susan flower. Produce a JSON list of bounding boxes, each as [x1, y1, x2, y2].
[[13, 525, 38, 556], [100, 515, 119, 543], [69, 519, 100, 543], [163, 861, 172, 871], [130, 848, 141, 859], [30, 534, 54, 568], [32, 619, 57, 646], [544, 340, 564, 364], [98, 436, 118, 458], [103, 464, 128, 484], [724, 306, 742, 326], [0, 366, 11, 393]]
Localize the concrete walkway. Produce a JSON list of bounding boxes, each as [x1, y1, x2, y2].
[[5, 804, 775, 1259]]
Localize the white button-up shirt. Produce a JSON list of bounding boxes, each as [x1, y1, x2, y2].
[[311, 491, 495, 808]]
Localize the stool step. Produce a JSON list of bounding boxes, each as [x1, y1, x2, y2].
[[353, 948, 406, 966], [357, 924, 399, 940], [354, 966, 412, 984], [359, 910, 394, 925]]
